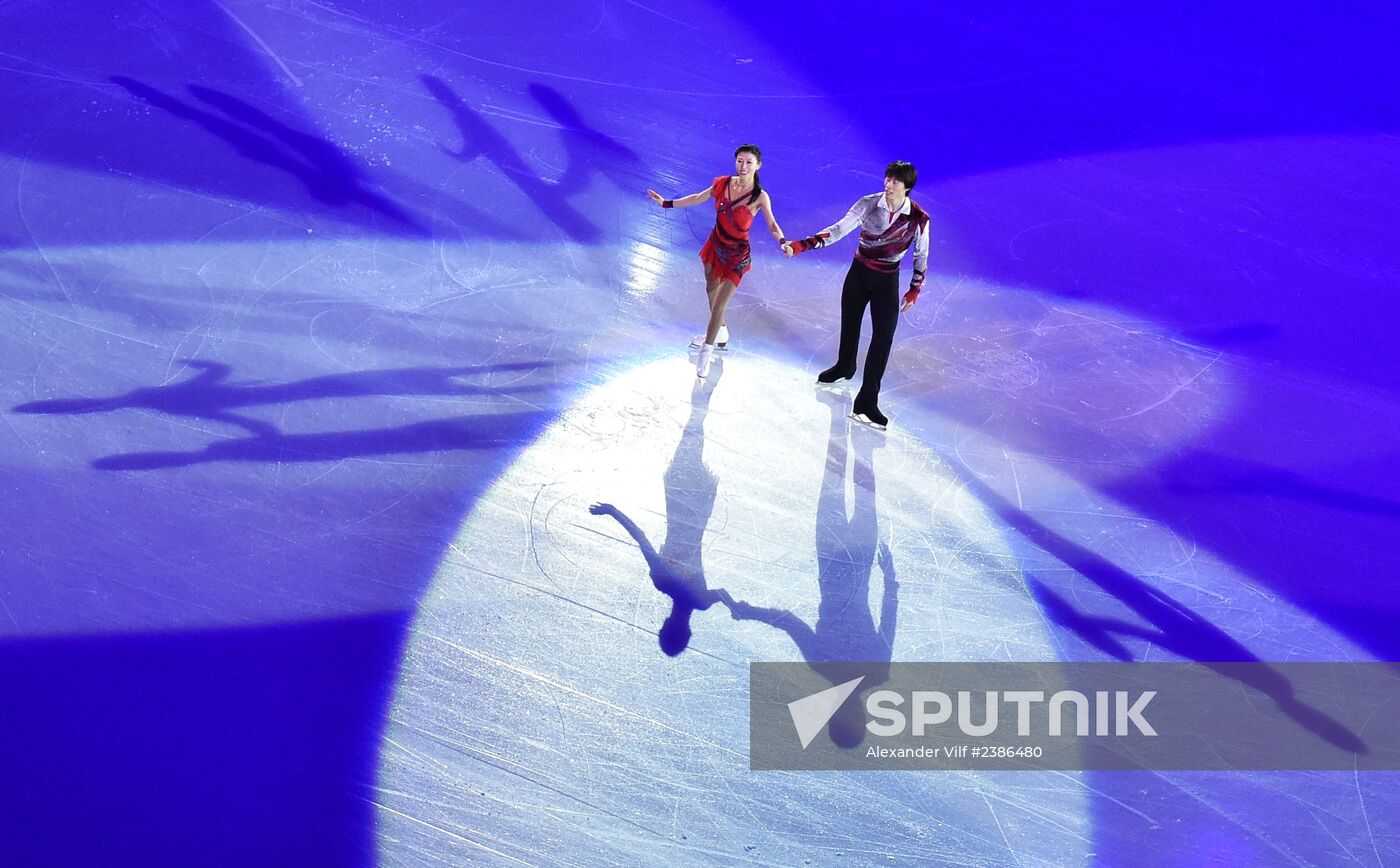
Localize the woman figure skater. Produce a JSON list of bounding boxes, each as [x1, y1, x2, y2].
[[647, 144, 786, 378]]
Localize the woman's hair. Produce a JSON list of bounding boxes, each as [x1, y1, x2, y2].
[[735, 143, 763, 205], [885, 160, 918, 191]]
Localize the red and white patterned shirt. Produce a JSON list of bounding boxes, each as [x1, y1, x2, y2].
[[793, 193, 930, 296]]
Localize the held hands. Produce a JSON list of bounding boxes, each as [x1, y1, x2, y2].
[[782, 238, 811, 257], [781, 240, 795, 257]]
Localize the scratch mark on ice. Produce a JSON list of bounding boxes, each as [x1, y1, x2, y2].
[[213, 0, 305, 88]]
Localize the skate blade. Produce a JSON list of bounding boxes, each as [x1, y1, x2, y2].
[[849, 412, 887, 431]]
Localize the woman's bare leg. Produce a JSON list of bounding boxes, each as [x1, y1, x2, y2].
[[695, 264, 727, 346], [705, 281, 738, 345], [703, 264, 721, 322]]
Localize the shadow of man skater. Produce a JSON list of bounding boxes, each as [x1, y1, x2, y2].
[[728, 390, 899, 747]]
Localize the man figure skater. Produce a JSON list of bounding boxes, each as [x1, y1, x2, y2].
[[782, 161, 928, 430]]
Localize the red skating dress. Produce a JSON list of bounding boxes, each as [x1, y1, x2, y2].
[[699, 176, 756, 286]]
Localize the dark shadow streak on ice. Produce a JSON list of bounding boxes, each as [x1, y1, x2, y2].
[[1161, 451, 1400, 519], [527, 82, 645, 197], [422, 75, 603, 244], [90, 409, 553, 470], [110, 76, 426, 234], [15, 359, 560, 440], [947, 460, 1366, 753]]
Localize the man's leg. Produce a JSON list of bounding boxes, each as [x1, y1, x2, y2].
[[819, 264, 867, 383], [852, 270, 900, 420]]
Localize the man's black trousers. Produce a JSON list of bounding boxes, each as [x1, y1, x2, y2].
[[832, 259, 900, 414]]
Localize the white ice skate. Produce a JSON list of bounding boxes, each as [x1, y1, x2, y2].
[[850, 409, 888, 431], [695, 343, 715, 378], [689, 324, 729, 351]]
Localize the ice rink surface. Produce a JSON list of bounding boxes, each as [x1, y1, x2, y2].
[[2, 1, 1398, 864]]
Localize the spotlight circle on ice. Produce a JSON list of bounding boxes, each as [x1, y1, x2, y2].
[[378, 355, 1091, 864]]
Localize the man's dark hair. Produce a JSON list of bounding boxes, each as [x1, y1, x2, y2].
[[885, 160, 917, 191]]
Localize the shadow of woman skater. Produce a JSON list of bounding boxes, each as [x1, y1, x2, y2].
[[590, 361, 735, 655]]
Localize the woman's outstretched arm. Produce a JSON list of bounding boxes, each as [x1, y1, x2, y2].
[[646, 186, 713, 209]]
